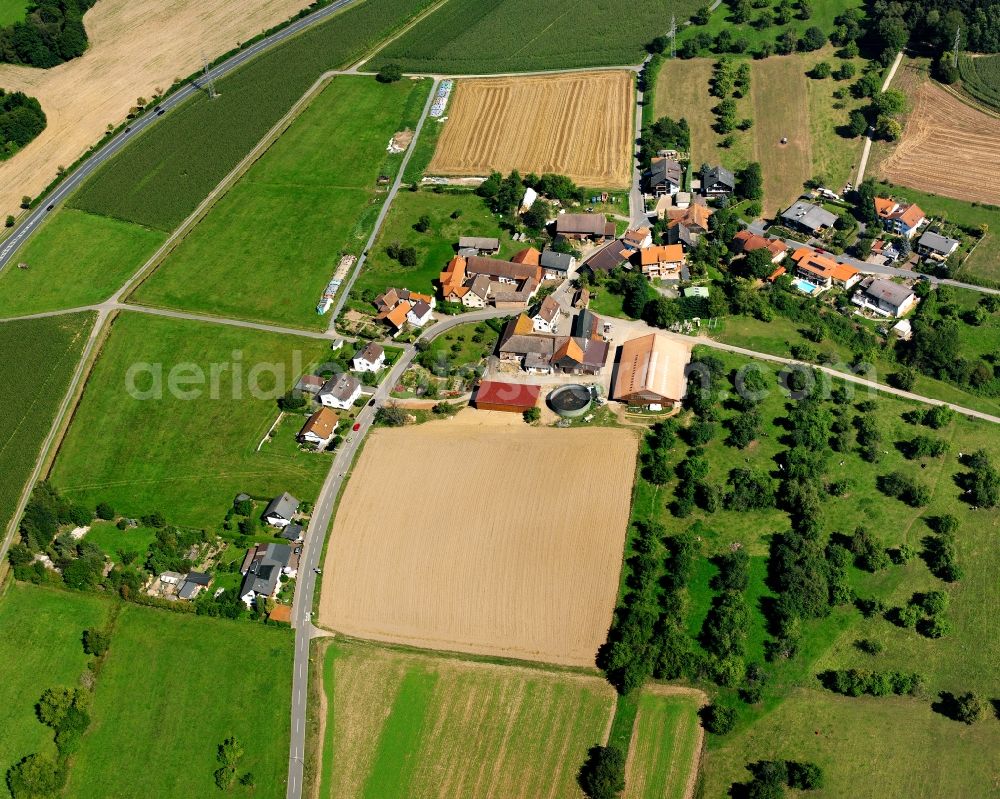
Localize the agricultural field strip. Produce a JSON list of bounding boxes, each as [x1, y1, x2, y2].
[[0, 0, 368, 272], [0, 310, 103, 562]]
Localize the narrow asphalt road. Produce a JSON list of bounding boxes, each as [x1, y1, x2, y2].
[[285, 307, 512, 799], [0, 0, 363, 273], [629, 56, 653, 228]]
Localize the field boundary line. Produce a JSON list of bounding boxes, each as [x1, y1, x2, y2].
[[933, 79, 1000, 120], [348, 0, 453, 72], [0, 308, 113, 570], [118, 70, 343, 305]]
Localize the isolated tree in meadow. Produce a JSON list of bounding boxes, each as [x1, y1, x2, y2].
[[6, 753, 64, 799]]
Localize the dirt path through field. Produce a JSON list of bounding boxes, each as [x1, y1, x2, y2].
[[318, 415, 638, 666], [0, 0, 313, 216], [880, 80, 1000, 206]]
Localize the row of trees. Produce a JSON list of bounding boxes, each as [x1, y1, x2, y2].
[[734, 759, 824, 798]]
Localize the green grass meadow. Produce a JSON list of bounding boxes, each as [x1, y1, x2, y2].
[[133, 77, 430, 329], [66, 604, 293, 798], [319, 639, 617, 799], [0, 209, 165, 317], [69, 0, 437, 232], [367, 0, 702, 74], [709, 307, 1000, 417], [0, 584, 109, 799], [0, 312, 93, 535], [350, 189, 520, 301], [0, 0, 27, 27], [628, 350, 1000, 797], [82, 520, 159, 558], [50, 311, 334, 528]]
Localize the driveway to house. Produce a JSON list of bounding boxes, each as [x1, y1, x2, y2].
[[854, 50, 905, 186]]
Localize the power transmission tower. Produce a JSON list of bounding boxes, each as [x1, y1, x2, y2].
[[201, 52, 218, 99], [669, 13, 677, 58], [952, 26, 961, 68]]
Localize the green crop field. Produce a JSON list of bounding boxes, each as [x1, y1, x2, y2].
[[958, 53, 1000, 111], [626, 350, 1000, 797], [349, 189, 521, 302], [366, 0, 702, 74], [0, 0, 27, 26], [66, 604, 293, 798], [50, 311, 334, 528], [0, 311, 93, 535], [0, 584, 109, 799], [652, 48, 868, 216], [317, 639, 617, 799], [132, 77, 429, 330], [623, 690, 702, 799], [0, 209, 165, 317], [69, 0, 437, 232]]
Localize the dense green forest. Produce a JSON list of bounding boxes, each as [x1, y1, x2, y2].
[[0, 89, 46, 159], [0, 0, 97, 68]]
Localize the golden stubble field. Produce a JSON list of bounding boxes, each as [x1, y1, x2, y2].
[[880, 80, 1000, 206], [0, 0, 312, 215], [428, 70, 634, 187], [318, 415, 638, 666]]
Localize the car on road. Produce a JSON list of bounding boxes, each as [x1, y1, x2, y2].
[[368, 398, 377, 407], [313, 568, 322, 574], [124, 127, 131, 132], [157, 110, 164, 116], [46, 204, 54, 212], [352, 422, 361, 431]]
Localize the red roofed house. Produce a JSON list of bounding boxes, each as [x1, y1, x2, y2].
[[874, 197, 926, 239], [791, 248, 861, 291], [472, 380, 541, 413], [298, 407, 339, 448], [733, 230, 787, 263], [638, 244, 686, 279]]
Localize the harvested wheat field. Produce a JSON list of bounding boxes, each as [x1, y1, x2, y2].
[[0, 0, 312, 215], [317, 639, 617, 799], [880, 81, 1000, 206], [427, 71, 634, 187], [319, 419, 638, 666]]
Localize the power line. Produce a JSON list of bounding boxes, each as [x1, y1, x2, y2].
[[201, 51, 218, 99], [669, 13, 677, 59], [952, 26, 961, 69]]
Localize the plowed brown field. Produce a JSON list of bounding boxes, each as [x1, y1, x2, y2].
[[880, 81, 1000, 206], [427, 71, 634, 187], [318, 418, 638, 666]]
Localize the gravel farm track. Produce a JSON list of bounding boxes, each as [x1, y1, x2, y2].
[[427, 70, 634, 188], [0, 0, 314, 216], [880, 80, 1000, 206], [318, 413, 638, 667]]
